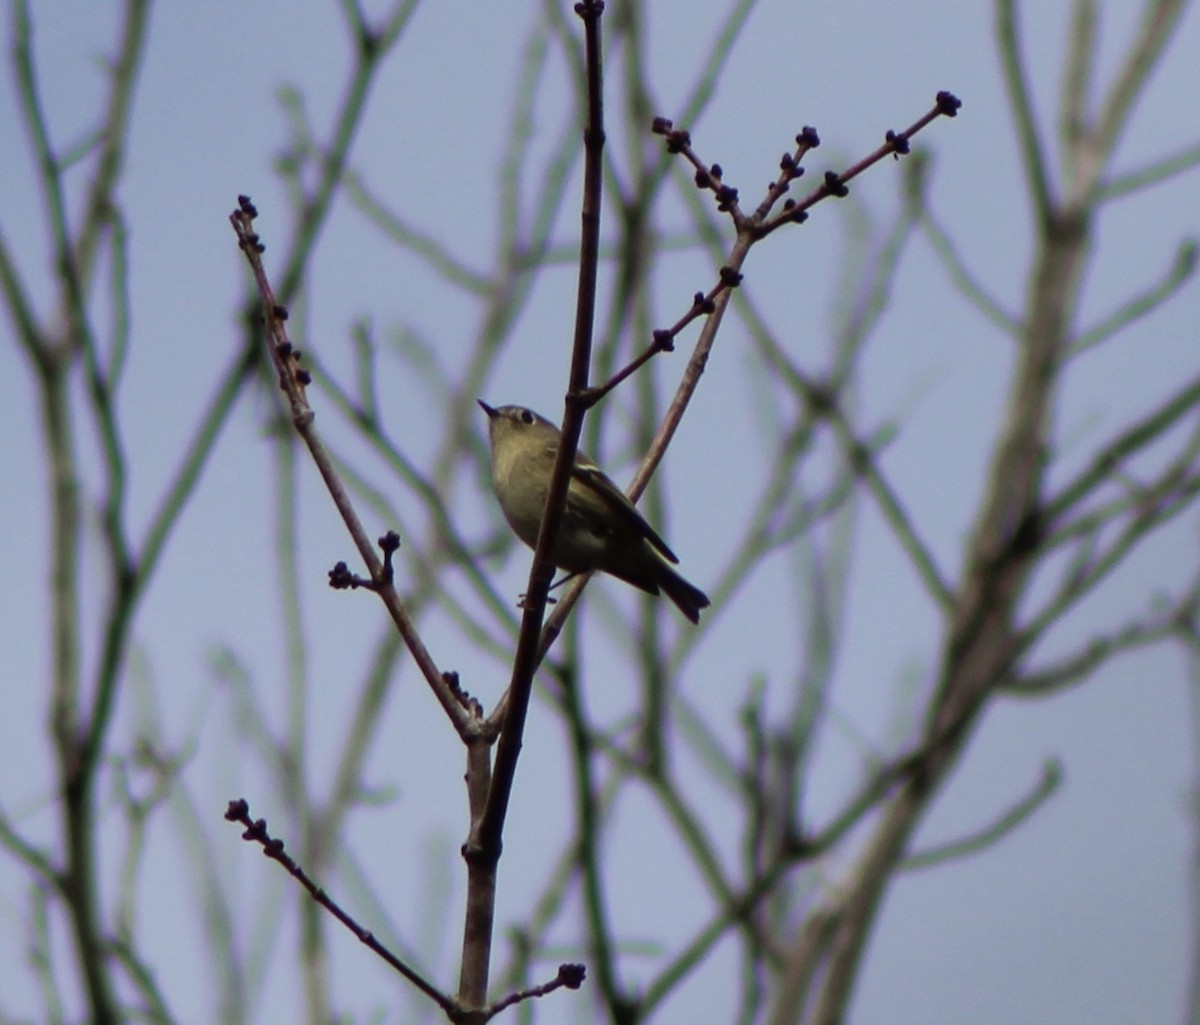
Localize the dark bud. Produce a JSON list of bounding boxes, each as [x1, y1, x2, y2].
[[783, 198, 796, 211], [379, 531, 401, 554], [296, 369, 312, 386], [885, 129, 911, 156], [797, 126, 821, 148], [652, 328, 675, 352], [666, 129, 691, 153], [719, 266, 744, 287], [277, 342, 293, 357], [237, 195, 258, 217], [693, 291, 706, 307], [443, 671, 469, 706], [273, 305, 289, 320], [558, 963, 587, 989], [780, 152, 796, 171], [716, 184, 739, 211], [651, 116, 674, 135], [329, 562, 354, 589], [225, 798, 249, 820], [699, 295, 716, 314], [244, 817, 268, 842], [711, 163, 723, 179], [255, 241, 266, 253], [823, 170, 849, 198], [694, 168, 711, 188], [936, 90, 962, 116], [792, 209, 809, 224]]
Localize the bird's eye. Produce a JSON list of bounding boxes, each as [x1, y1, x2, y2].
[[520, 409, 534, 424]]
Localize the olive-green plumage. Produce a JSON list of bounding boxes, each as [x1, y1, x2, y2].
[[479, 401, 710, 623]]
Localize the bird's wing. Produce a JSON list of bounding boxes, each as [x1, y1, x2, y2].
[[570, 458, 679, 564]]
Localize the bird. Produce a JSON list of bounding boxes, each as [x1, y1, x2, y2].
[[479, 401, 710, 623]]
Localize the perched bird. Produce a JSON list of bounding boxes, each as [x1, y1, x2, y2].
[[479, 401, 710, 623]]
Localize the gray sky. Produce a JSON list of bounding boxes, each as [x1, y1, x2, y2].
[[2, 2, 1199, 1023]]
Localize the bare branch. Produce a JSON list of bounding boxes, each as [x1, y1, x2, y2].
[[1092, 0, 1188, 172], [224, 800, 453, 1013], [1009, 599, 1191, 694], [995, 0, 1055, 222], [1100, 138, 1200, 201], [229, 200, 470, 737], [1070, 239, 1198, 354], [918, 203, 1023, 336], [1058, 0, 1097, 188], [900, 759, 1062, 869], [472, 2, 607, 1010], [1044, 372, 1200, 525]]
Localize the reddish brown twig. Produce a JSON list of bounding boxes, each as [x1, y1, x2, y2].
[[224, 799, 455, 1015], [584, 92, 962, 401]]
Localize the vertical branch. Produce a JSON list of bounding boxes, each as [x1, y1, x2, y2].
[[460, 1, 607, 1010], [798, 4, 1194, 1021], [995, 0, 1054, 222], [458, 739, 495, 1011], [10, 3, 152, 1023], [474, 0, 606, 866], [563, 673, 625, 1013], [1058, 0, 1096, 186], [1091, 0, 1187, 165]]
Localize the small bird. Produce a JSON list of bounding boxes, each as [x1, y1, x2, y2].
[[479, 401, 710, 623]]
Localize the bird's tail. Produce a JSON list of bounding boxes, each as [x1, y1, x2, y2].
[[607, 552, 711, 623], [657, 564, 710, 624]]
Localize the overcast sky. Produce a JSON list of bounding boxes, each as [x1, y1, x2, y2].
[[3, 3, 1200, 1024]]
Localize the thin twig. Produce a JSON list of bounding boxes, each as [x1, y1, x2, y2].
[[484, 963, 586, 1019], [996, 0, 1055, 221], [1069, 239, 1197, 354], [900, 759, 1062, 869], [224, 800, 454, 1013], [228, 200, 470, 738]]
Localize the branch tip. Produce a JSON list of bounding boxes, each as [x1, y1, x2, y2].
[[936, 90, 962, 116], [557, 962, 587, 989], [328, 561, 355, 590]]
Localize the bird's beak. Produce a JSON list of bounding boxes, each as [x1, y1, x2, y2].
[[477, 399, 498, 419]]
